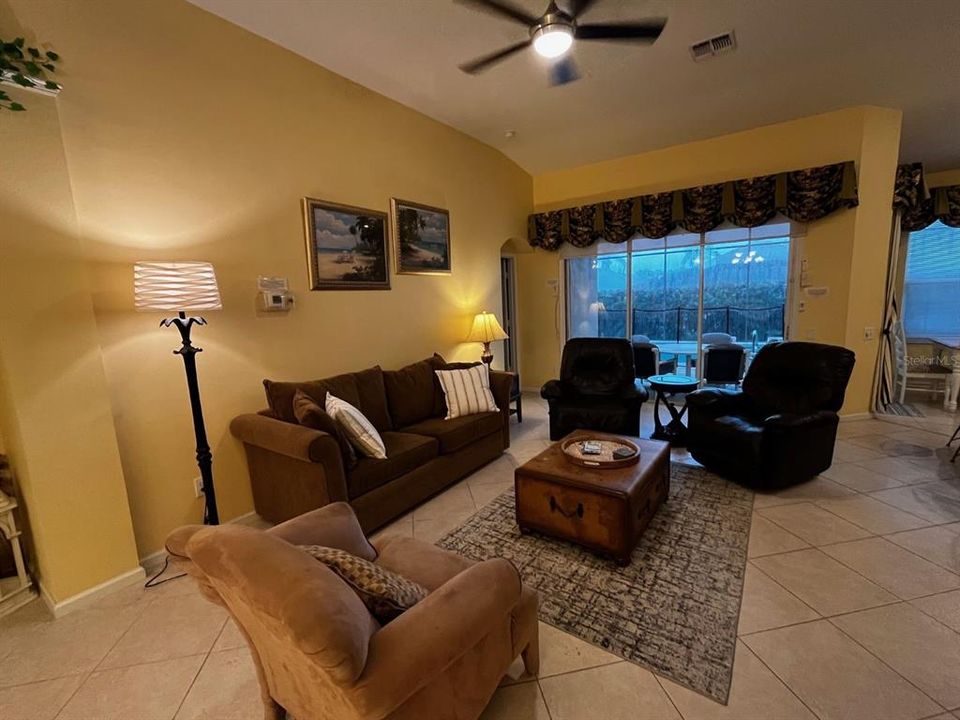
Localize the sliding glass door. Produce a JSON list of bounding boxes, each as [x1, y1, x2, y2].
[[565, 221, 796, 379]]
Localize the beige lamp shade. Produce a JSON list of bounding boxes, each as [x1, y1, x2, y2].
[[134, 262, 222, 312], [466, 311, 508, 343]]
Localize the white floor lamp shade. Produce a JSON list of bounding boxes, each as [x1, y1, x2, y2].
[[134, 262, 222, 312]]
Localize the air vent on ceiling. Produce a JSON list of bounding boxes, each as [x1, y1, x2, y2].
[[690, 31, 737, 62]]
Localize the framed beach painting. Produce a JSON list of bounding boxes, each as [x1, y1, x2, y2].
[[302, 198, 390, 290], [391, 198, 452, 275]]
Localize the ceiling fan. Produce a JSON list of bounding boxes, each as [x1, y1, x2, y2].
[[455, 0, 667, 86]]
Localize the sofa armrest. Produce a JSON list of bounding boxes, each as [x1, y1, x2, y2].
[[230, 413, 348, 508], [350, 558, 522, 717], [269, 502, 377, 561], [540, 379, 563, 400], [686, 387, 749, 417], [231, 413, 342, 466]]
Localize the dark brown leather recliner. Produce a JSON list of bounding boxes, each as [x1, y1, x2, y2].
[[686, 341, 855, 489], [541, 338, 649, 441]]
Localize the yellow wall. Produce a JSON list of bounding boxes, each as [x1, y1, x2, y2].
[[2, 0, 531, 563], [0, 85, 141, 602], [518, 107, 902, 415], [926, 168, 960, 188]]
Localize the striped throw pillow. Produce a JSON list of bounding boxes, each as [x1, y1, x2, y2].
[[435, 365, 499, 419], [325, 392, 387, 460]]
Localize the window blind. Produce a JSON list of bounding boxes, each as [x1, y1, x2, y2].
[[903, 221, 960, 337]]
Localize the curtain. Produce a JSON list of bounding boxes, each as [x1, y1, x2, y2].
[[894, 163, 960, 231], [873, 210, 905, 412], [528, 162, 858, 250]]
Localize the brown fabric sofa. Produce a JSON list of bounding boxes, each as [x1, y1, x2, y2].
[[166, 502, 539, 720], [231, 356, 513, 532]]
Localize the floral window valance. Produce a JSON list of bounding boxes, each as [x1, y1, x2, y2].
[[528, 161, 859, 250], [893, 163, 960, 231]]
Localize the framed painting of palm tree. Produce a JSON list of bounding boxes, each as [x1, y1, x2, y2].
[[391, 198, 452, 275], [302, 198, 390, 290]]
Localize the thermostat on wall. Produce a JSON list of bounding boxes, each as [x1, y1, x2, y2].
[[258, 276, 293, 311], [804, 286, 829, 297]]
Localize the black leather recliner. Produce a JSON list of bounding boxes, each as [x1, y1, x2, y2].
[[686, 341, 856, 489], [541, 338, 649, 441]]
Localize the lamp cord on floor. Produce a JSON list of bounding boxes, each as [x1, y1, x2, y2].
[[144, 555, 186, 588], [145, 487, 215, 589]]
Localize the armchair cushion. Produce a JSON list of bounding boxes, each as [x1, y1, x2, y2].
[[301, 545, 429, 623]]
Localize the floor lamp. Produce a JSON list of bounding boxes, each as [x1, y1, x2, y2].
[[135, 261, 222, 525]]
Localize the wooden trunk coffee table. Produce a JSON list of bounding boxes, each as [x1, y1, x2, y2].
[[515, 431, 670, 565]]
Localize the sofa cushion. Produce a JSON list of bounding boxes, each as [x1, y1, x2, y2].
[[353, 366, 393, 432], [293, 389, 357, 469], [300, 545, 428, 623], [264, 372, 360, 424], [346, 432, 439, 500], [399, 412, 501, 454], [263, 366, 392, 431], [383, 358, 439, 428]]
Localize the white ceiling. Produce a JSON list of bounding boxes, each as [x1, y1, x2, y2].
[[189, 0, 960, 174]]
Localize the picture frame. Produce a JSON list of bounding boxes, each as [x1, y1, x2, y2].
[[390, 198, 452, 275], [302, 197, 390, 290]]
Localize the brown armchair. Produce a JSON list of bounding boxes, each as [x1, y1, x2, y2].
[[166, 502, 539, 720]]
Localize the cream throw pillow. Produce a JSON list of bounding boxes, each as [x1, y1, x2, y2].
[[325, 392, 387, 460], [434, 365, 499, 419]]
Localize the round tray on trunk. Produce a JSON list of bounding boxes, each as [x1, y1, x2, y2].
[[560, 436, 641, 469]]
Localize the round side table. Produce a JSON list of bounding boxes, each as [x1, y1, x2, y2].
[[647, 374, 700, 446]]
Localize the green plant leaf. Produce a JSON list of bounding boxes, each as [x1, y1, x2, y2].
[[9, 102, 25, 111], [13, 37, 24, 48], [27, 46, 39, 58], [24, 60, 41, 75], [44, 80, 59, 90], [11, 73, 32, 87], [42, 63, 56, 72], [46, 50, 59, 61], [0, 90, 7, 100]]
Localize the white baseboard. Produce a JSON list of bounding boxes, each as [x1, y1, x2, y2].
[[40, 565, 146, 619], [838, 412, 873, 422]]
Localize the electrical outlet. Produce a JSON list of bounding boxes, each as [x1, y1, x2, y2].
[[193, 477, 204, 498], [864, 326, 877, 341]]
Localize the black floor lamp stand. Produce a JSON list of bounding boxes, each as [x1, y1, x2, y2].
[[162, 311, 219, 525]]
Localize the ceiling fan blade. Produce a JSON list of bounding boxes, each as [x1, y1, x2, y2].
[[566, 0, 598, 19], [454, 0, 539, 26], [576, 19, 667, 42], [548, 56, 581, 86], [459, 39, 532, 74]]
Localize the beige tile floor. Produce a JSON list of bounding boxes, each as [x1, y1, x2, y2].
[[1, 395, 958, 720]]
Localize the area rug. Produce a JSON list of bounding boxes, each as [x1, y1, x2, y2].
[[438, 462, 754, 704]]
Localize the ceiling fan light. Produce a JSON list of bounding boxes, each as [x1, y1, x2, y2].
[[533, 24, 573, 58]]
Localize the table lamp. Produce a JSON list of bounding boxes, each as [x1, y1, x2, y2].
[[466, 311, 508, 366], [134, 261, 222, 525]]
